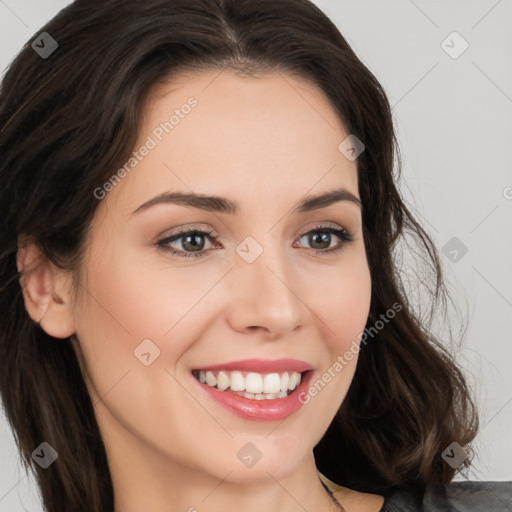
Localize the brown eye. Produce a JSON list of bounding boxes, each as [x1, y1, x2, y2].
[[294, 225, 353, 255], [157, 229, 217, 258]]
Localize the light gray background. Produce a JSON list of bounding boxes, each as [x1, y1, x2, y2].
[[1, 1, 511, 510]]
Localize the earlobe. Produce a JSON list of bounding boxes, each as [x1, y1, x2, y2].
[[17, 237, 76, 339]]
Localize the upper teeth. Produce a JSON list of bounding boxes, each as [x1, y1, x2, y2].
[[197, 370, 302, 394]]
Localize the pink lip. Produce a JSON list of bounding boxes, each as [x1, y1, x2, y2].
[[192, 358, 313, 373], [192, 368, 314, 422]]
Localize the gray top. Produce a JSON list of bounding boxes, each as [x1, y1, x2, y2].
[[380, 481, 512, 511]]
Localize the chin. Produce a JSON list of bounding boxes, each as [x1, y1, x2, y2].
[[211, 439, 310, 484]]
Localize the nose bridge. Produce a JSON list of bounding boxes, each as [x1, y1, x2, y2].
[[227, 232, 304, 336]]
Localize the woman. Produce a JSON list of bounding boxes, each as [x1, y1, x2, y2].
[[0, 1, 508, 511]]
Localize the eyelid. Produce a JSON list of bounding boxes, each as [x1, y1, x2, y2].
[[158, 223, 218, 237], [297, 221, 346, 236]]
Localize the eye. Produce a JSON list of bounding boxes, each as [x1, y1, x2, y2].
[[294, 225, 353, 256], [157, 228, 217, 258], [156, 224, 353, 258]]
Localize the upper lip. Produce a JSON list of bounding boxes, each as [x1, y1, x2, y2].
[[192, 358, 313, 373]]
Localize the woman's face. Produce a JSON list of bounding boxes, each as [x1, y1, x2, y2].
[[70, 69, 371, 484]]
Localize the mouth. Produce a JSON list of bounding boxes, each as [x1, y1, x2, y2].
[[191, 358, 315, 421], [191, 369, 306, 400], [190, 361, 315, 422]]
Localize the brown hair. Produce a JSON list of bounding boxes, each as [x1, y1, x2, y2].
[[0, 0, 478, 510]]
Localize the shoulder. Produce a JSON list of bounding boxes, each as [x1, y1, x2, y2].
[[422, 480, 512, 511], [319, 473, 512, 512], [383, 480, 512, 512]]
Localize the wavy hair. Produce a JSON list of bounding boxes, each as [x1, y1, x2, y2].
[[0, 0, 478, 510]]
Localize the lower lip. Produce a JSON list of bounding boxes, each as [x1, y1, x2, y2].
[[193, 371, 313, 422]]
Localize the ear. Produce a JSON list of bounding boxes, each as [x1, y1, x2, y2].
[[17, 236, 76, 339]]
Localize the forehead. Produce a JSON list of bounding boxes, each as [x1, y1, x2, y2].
[[143, 68, 349, 153], [102, 69, 359, 217]]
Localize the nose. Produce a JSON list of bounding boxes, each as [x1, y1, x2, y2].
[[225, 242, 306, 339]]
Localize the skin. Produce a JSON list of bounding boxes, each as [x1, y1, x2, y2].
[[18, 69, 384, 512]]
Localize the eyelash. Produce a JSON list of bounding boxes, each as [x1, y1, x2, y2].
[[156, 224, 353, 259]]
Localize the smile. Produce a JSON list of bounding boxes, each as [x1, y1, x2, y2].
[[192, 369, 302, 400]]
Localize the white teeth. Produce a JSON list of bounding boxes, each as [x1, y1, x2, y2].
[[230, 371, 245, 391], [205, 371, 216, 387], [245, 372, 263, 394], [263, 373, 281, 394], [280, 372, 290, 391], [195, 369, 303, 399], [288, 372, 300, 390], [216, 371, 230, 391]]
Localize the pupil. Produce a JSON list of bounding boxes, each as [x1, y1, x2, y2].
[[184, 234, 204, 251], [311, 232, 330, 249]]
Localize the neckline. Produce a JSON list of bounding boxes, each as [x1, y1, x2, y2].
[[318, 471, 389, 511]]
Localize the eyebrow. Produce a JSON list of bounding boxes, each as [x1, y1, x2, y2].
[[131, 187, 362, 216]]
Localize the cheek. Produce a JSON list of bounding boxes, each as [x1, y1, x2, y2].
[[70, 240, 238, 428], [74, 245, 217, 356], [313, 253, 372, 352], [70, 248, 225, 465], [300, 252, 371, 411]]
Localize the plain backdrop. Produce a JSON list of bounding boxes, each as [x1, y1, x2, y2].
[[1, 1, 511, 510]]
